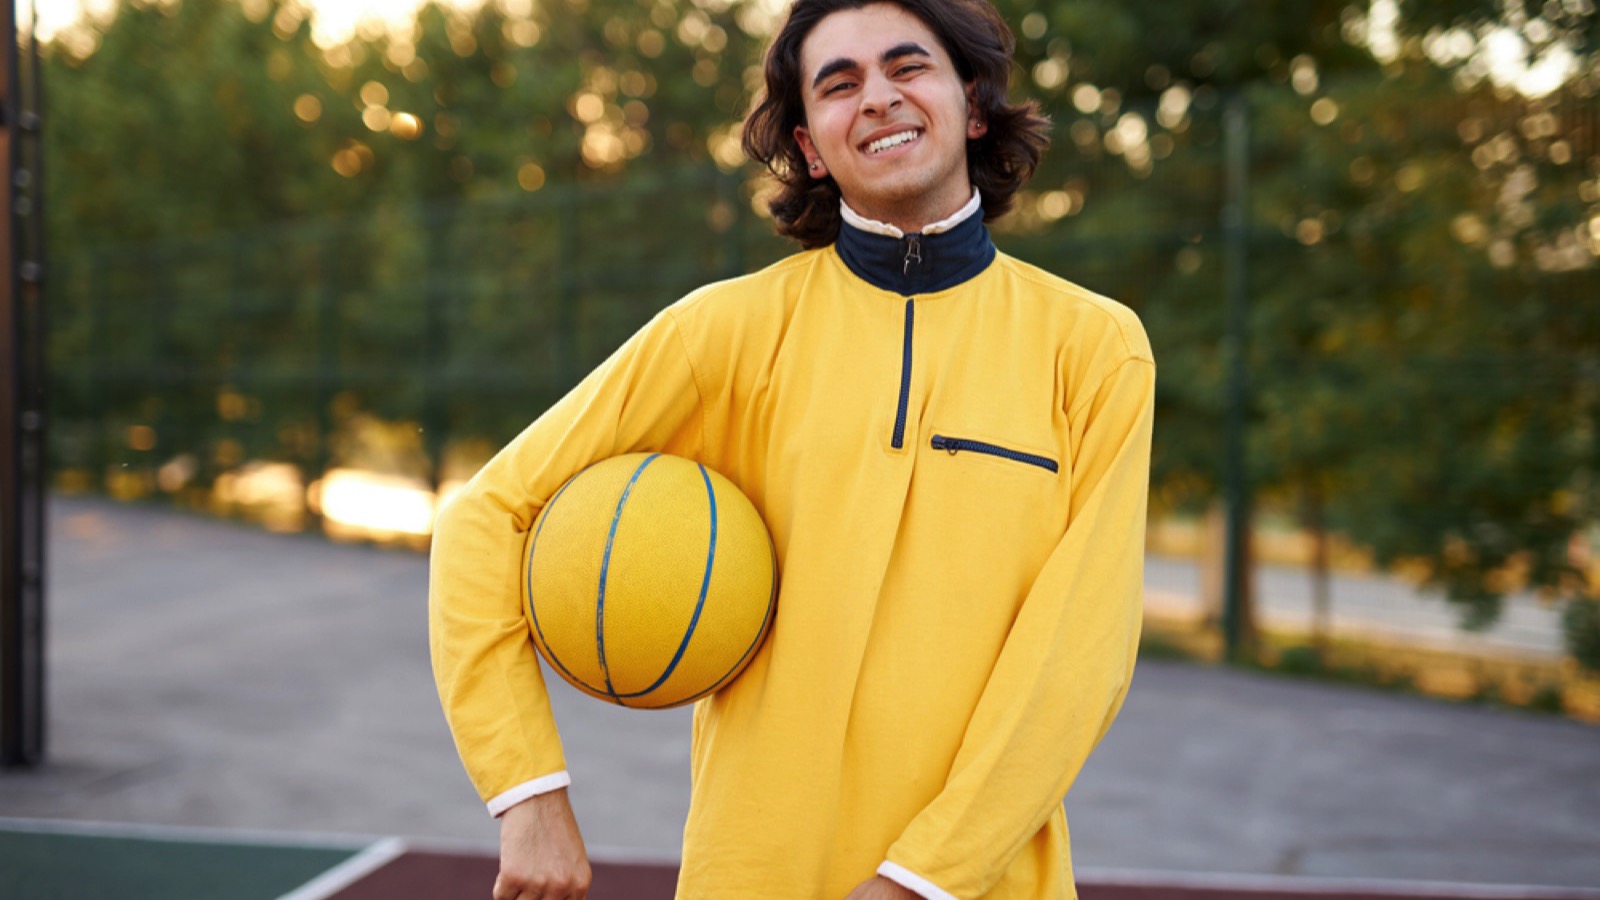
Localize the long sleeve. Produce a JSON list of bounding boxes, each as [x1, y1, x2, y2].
[[881, 353, 1156, 898], [428, 307, 705, 814]]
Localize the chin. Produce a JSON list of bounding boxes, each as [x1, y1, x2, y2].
[[858, 173, 939, 207]]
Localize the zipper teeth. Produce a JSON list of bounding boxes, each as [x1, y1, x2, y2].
[[931, 435, 1059, 474], [892, 298, 914, 449]]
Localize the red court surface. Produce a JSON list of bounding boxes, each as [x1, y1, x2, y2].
[[328, 852, 677, 899], [328, 849, 1600, 900]]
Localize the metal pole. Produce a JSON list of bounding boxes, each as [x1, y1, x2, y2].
[[2, 0, 47, 768], [311, 239, 338, 528], [720, 167, 743, 280], [1220, 92, 1252, 663], [555, 192, 579, 393], [421, 206, 451, 495]]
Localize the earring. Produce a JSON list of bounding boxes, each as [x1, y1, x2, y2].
[[809, 161, 820, 171]]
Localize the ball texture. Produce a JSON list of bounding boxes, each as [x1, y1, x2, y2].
[[522, 453, 777, 708]]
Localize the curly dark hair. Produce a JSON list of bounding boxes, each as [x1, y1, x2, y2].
[[741, 0, 1050, 248]]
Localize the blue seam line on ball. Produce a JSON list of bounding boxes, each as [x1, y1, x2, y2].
[[526, 475, 605, 694], [637, 532, 777, 709], [597, 453, 661, 701], [617, 462, 719, 700]]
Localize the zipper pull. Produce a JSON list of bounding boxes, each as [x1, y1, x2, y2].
[[903, 235, 922, 275], [931, 435, 958, 455]]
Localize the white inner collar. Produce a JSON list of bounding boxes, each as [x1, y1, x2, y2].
[[840, 189, 982, 239]]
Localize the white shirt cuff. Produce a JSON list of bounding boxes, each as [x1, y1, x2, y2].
[[878, 861, 959, 900], [486, 770, 572, 817]]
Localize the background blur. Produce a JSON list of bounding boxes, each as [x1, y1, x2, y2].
[[34, 0, 1600, 709]]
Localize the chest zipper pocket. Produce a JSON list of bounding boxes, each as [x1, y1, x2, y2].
[[931, 435, 1059, 474]]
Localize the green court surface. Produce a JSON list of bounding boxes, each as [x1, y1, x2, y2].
[[0, 817, 673, 900], [0, 820, 375, 900]]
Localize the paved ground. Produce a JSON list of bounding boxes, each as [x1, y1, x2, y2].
[[2, 497, 1597, 891], [1143, 558, 1567, 660]]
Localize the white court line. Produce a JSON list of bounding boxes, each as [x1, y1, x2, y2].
[[1077, 867, 1600, 899], [275, 837, 407, 900]]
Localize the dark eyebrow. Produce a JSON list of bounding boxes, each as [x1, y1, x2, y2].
[[810, 42, 933, 90], [811, 57, 860, 89], [881, 42, 932, 65]]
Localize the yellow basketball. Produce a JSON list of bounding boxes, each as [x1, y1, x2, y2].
[[522, 453, 777, 709]]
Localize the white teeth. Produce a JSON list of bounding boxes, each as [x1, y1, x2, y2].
[[867, 130, 919, 154]]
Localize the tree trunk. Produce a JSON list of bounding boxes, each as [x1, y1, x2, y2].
[[1304, 482, 1331, 661], [1238, 508, 1258, 655], [1201, 500, 1226, 628]]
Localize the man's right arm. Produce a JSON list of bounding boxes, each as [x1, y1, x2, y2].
[[427, 307, 707, 887]]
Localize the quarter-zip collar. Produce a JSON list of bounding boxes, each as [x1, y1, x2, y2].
[[835, 201, 996, 296]]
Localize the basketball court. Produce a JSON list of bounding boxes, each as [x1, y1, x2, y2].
[[6, 817, 1599, 900], [1, 495, 1597, 899]]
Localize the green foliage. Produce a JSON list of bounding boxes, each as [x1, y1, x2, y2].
[[988, 0, 1600, 658], [48, 0, 366, 242], [1565, 599, 1600, 671], [1239, 65, 1598, 634], [1529, 681, 1566, 712], [45, 0, 785, 484], [1276, 644, 1326, 676], [41, 0, 1600, 664]]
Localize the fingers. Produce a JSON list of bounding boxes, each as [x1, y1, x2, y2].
[[492, 866, 592, 900], [499, 872, 589, 898], [496, 790, 591, 899]]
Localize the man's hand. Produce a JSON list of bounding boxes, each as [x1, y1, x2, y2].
[[494, 788, 592, 900], [843, 875, 923, 900]]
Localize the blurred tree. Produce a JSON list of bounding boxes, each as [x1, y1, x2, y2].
[[989, 0, 1599, 653], [44, 0, 782, 482], [47, 0, 370, 240], [300, 0, 785, 446], [40, 0, 1600, 665], [45, 0, 382, 490]]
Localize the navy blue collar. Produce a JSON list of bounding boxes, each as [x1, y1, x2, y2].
[[834, 210, 996, 295]]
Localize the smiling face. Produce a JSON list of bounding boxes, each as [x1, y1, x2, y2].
[[793, 3, 983, 233]]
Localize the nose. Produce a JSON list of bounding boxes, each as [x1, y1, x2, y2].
[[859, 71, 902, 117]]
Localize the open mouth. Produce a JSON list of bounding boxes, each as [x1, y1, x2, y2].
[[864, 129, 922, 155]]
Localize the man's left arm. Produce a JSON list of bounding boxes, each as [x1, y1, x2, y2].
[[878, 354, 1156, 900]]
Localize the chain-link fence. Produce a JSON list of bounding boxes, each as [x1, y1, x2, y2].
[[45, 86, 1600, 623]]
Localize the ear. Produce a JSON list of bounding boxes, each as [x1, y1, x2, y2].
[[794, 125, 829, 178], [965, 83, 986, 139]]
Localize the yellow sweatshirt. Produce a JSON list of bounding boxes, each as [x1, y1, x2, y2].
[[429, 211, 1155, 900]]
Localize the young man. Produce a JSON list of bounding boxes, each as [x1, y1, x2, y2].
[[428, 0, 1155, 897]]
